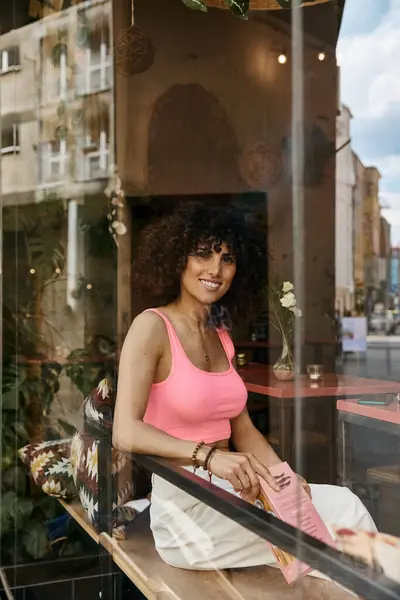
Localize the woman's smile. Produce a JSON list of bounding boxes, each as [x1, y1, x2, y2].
[[199, 278, 222, 292]]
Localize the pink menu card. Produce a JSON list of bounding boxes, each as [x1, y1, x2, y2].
[[257, 462, 335, 584]]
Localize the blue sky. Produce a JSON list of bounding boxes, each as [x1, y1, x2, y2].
[[338, 0, 400, 244]]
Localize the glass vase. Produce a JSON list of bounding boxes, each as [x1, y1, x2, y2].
[[273, 332, 295, 381]]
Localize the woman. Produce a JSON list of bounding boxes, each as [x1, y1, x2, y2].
[[113, 203, 375, 571]]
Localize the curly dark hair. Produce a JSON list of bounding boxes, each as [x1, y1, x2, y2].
[[132, 202, 268, 322]]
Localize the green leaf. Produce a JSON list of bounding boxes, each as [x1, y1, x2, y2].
[[22, 521, 49, 559], [12, 421, 29, 444], [1, 491, 17, 517], [36, 495, 61, 521], [181, 0, 208, 11], [223, 0, 250, 17], [14, 497, 34, 523], [2, 467, 27, 495], [2, 387, 20, 410], [2, 364, 26, 410]]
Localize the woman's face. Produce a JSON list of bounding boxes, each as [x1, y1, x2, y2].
[[181, 241, 237, 305]]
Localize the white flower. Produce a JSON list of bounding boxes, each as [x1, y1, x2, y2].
[[290, 306, 302, 317], [282, 281, 294, 293], [115, 222, 127, 236], [280, 292, 296, 309]]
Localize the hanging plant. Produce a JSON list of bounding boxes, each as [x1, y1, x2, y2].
[[51, 42, 68, 66], [76, 12, 91, 48], [181, 0, 208, 11], [183, 0, 327, 17], [104, 165, 127, 247], [224, 0, 250, 18], [54, 124, 69, 141]]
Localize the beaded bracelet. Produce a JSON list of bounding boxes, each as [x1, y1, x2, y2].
[[203, 446, 217, 473], [192, 441, 205, 472]]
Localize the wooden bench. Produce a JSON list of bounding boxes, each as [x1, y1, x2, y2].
[[60, 500, 355, 599]]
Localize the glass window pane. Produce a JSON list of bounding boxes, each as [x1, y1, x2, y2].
[[1, 0, 399, 597]]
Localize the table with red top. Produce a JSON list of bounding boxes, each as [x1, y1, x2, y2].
[[239, 363, 400, 484]]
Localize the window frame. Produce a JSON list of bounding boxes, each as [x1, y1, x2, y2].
[[77, 41, 111, 95], [0, 47, 21, 74], [1, 124, 20, 155], [40, 138, 69, 185]]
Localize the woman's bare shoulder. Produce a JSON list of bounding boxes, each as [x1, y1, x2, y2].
[[123, 309, 168, 348]]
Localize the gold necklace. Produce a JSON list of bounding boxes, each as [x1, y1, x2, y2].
[[180, 313, 211, 363], [198, 331, 210, 362]]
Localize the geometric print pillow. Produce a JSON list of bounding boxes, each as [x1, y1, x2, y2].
[[83, 378, 114, 431], [81, 377, 152, 503], [18, 438, 76, 499], [70, 431, 139, 534]]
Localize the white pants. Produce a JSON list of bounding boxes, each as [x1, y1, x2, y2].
[[150, 467, 377, 571]]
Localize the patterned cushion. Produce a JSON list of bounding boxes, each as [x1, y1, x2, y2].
[[71, 430, 150, 534], [81, 376, 151, 499], [18, 439, 76, 499], [83, 378, 114, 431]]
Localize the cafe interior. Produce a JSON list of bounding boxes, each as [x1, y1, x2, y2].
[[1, 0, 399, 598]]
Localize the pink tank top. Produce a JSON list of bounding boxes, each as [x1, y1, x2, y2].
[[143, 309, 247, 443]]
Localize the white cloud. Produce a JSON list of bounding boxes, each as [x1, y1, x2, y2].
[[338, 0, 400, 120], [367, 155, 400, 189], [339, 0, 400, 242], [382, 206, 400, 221]]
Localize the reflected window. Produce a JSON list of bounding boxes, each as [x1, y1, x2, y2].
[[40, 138, 68, 185], [76, 130, 109, 180], [42, 44, 68, 103], [1, 124, 19, 154], [0, 46, 20, 73], [76, 20, 111, 95]]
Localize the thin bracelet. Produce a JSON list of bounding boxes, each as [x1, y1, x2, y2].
[[203, 446, 217, 472], [205, 447, 218, 482], [192, 441, 205, 472]]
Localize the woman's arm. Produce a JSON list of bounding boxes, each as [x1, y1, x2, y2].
[[231, 409, 282, 468], [113, 311, 197, 462], [113, 313, 279, 496]]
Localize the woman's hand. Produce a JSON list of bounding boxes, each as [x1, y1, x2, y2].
[[297, 474, 311, 499], [207, 450, 280, 503]]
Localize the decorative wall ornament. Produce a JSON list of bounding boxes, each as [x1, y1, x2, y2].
[[282, 124, 335, 187], [240, 141, 283, 190], [115, 0, 154, 76], [104, 165, 127, 246]]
